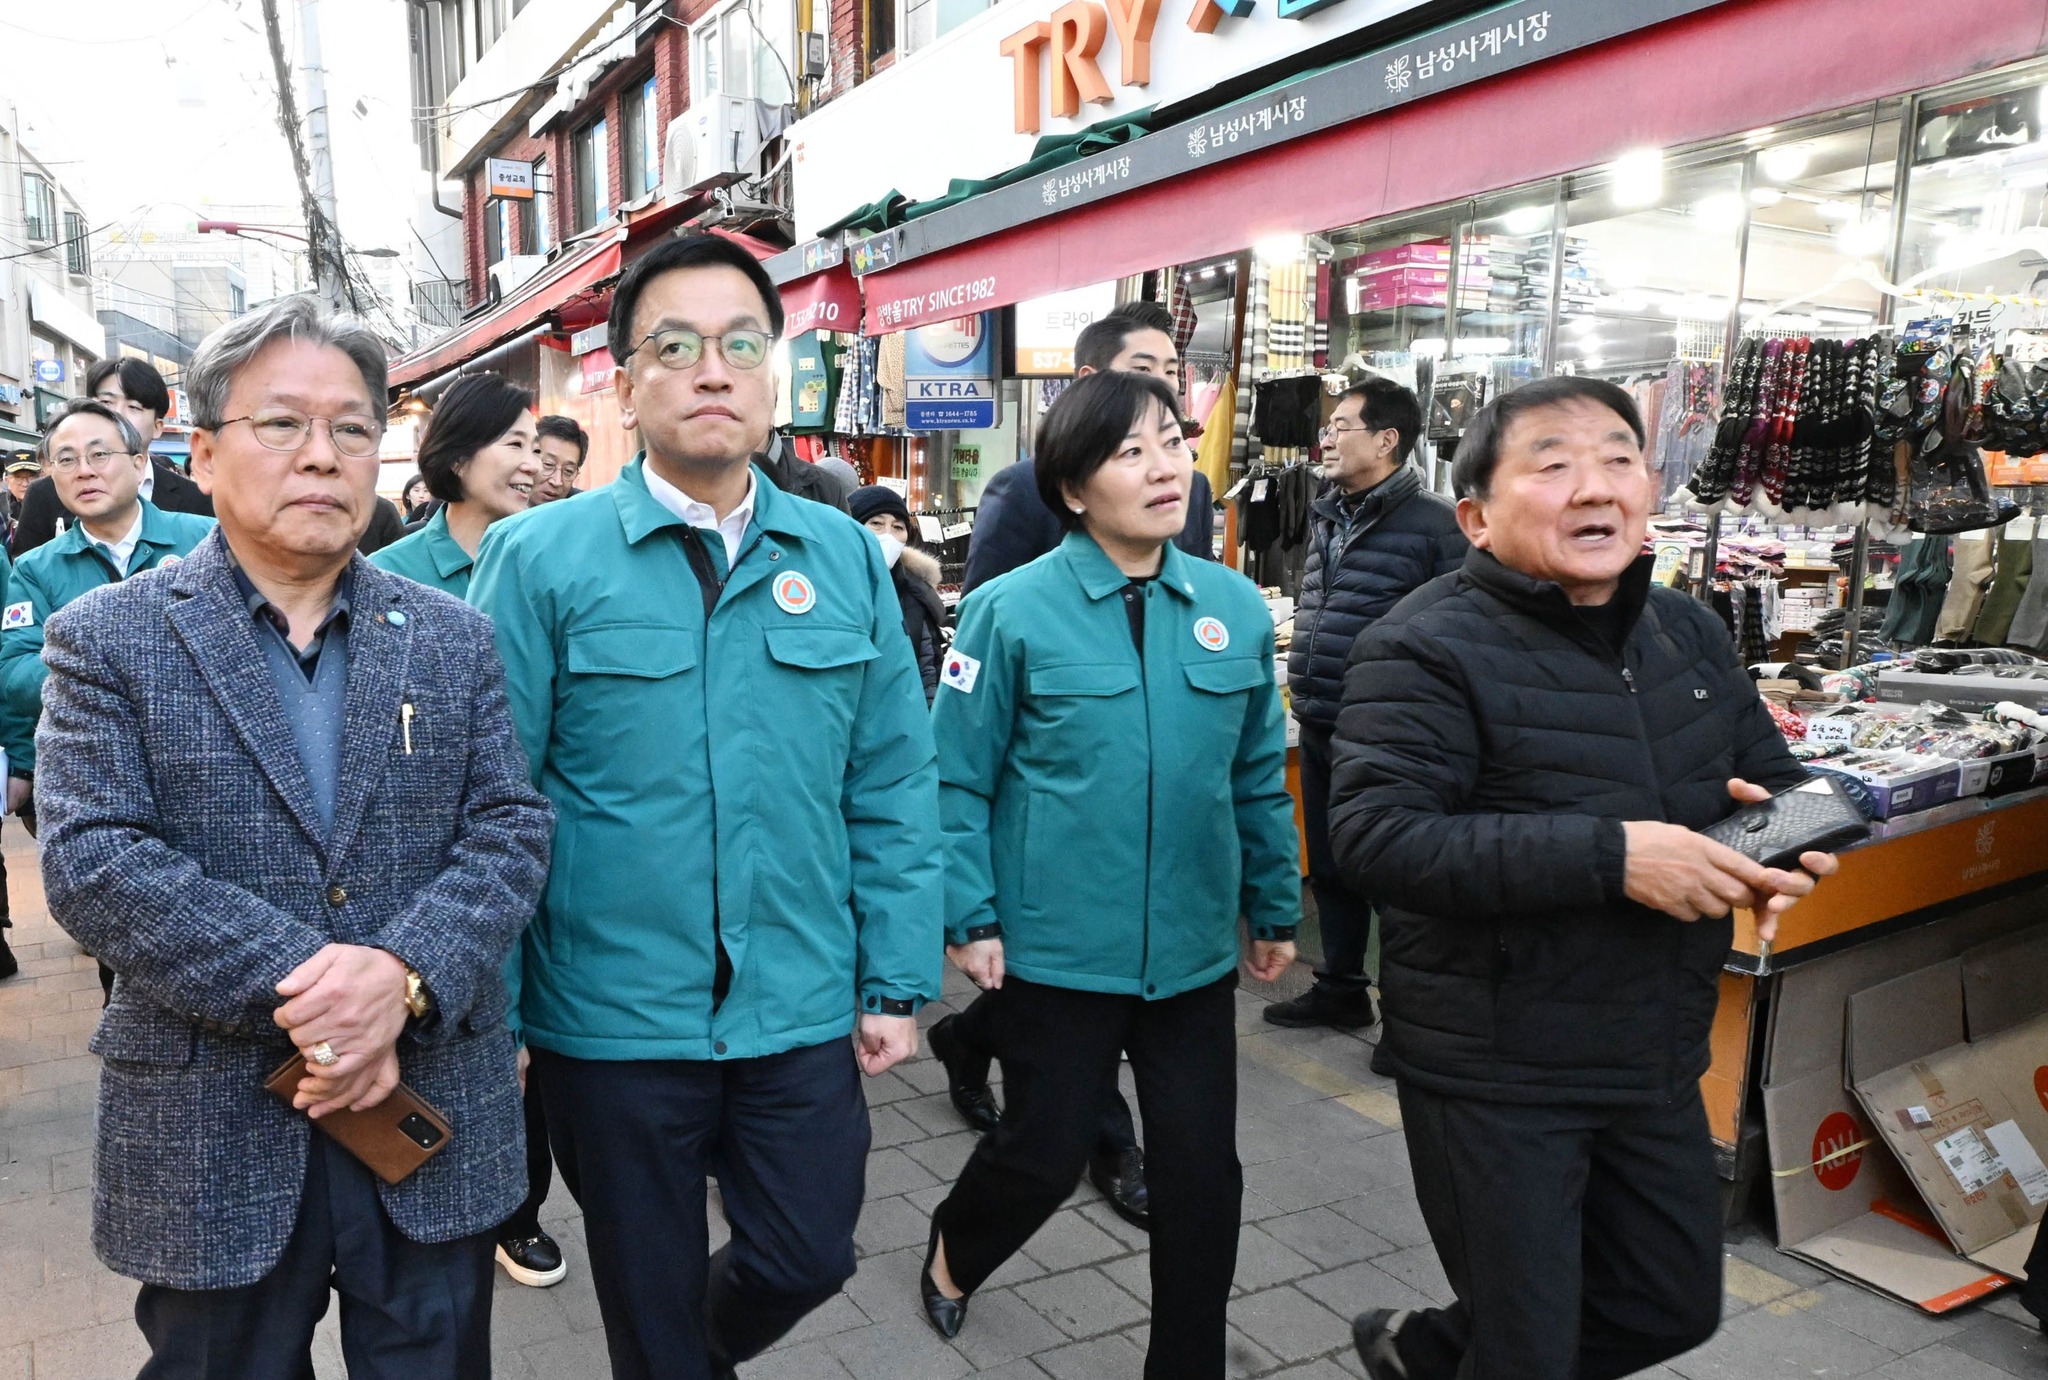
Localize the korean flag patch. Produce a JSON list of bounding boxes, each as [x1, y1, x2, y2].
[[2, 601, 32, 631], [940, 650, 981, 695]]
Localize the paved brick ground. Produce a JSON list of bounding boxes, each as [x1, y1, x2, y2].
[[5, 816, 2047, 1378]]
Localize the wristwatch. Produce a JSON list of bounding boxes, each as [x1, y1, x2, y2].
[[403, 965, 432, 1020]]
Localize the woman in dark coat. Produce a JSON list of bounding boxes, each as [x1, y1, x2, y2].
[[850, 485, 946, 704]]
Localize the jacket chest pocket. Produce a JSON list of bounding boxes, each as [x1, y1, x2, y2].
[[762, 625, 877, 742], [566, 624, 699, 680], [1178, 656, 1268, 759]]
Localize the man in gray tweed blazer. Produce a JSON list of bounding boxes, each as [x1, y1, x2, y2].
[[35, 296, 554, 1379]]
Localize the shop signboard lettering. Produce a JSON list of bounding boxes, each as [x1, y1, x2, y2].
[[579, 346, 617, 395], [32, 359, 63, 384], [486, 158, 535, 201], [854, 0, 1729, 326], [905, 314, 1000, 430], [1014, 281, 1118, 373], [953, 445, 982, 482]]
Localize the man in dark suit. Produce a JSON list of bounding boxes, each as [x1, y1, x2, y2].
[[35, 296, 554, 1379], [962, 303, 1215, 593], [12, 357, 213, 558]]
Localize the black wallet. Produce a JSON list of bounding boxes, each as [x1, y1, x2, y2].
[[1700, 775, 1869, 870]]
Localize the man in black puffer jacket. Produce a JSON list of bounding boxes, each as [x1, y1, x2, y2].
[[1328, 376, 1842, 1380], [1267, 377, 1464, 1031]]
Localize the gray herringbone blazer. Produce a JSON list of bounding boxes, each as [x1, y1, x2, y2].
[[35, 528, 554, 1290]]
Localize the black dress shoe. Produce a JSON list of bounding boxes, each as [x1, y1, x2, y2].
[[0, 927, 16, 982], [919, 1217, 967, 1339], [1352, 1307, 1414, 1379], [1089, 1146, 1150, 1231], [1262, 981, 1378, 1030], [495, 1229, 567, 1287], [928, 1014, 1002, 1135]]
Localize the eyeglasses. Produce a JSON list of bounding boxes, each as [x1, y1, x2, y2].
[[629, 328, 772, 372], [47, 447, 135, 475], [539, 459, 583, 481], [1321, 422, 1368, 437], [217, 409, 384, 458]]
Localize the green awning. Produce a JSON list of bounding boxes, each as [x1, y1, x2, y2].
[[0, 417, 38, 452], [818, 108, 1158, 238]]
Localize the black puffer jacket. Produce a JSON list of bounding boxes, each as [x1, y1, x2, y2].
[[894, 546, 948, 704], [1287, 468, 1466, 726], [1327, 550, 1804, 1105]]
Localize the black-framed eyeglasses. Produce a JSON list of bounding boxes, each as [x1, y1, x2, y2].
[[217, 409, 384, 458], [48, 447, 136, 475], [629, 328, 773, 372]]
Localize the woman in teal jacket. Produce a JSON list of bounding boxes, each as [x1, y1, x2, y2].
[[371, 372, 540, 595], [920, 371, 1300, 1376]]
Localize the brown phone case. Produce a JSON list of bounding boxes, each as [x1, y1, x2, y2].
[[264, 1053, 453, 1185]]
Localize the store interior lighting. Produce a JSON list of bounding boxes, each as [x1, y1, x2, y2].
[[1611, 148, 1665, 207], [1813, 199, 1856, 222], [1696, 192, 1748, 230], [1748, 186, 1786, 207], [1409, 337, 1448, 358], [1759, 143, 1813, 182], [1255, 234, 1305, 264], [1502, 204, 1550, 234], [1836, 215, 1890, 257]]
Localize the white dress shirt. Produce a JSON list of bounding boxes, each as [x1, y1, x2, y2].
[[643, 463, 756, 569], [89, 506, 146, 575], [138, 463, 155, 503]]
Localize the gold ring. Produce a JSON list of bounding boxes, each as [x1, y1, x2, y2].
[[310, 1041, 339, 1067]]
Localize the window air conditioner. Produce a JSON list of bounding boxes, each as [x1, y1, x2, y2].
[[690, 96, 755, 182]]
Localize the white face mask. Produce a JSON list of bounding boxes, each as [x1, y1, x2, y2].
[[874, 531, 905, 568]]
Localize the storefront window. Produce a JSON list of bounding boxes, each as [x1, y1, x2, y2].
[[1740, 111, 1900, 333], [1896, 78, 2048, 306]]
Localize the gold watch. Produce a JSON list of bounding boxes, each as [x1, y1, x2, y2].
[[403, 966, 432, 1019]]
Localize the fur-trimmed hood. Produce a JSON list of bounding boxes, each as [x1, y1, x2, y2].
[[898, 545, 942, 591]]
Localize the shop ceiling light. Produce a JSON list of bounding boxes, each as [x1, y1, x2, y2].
[[1837, 216, 1890, 257], [1813, 200, 1856, 222], [1611, 148, 1664, 207], [1748, 187, 1786, 207], [1759, 143, 1813, 183], [1409, 337, 1448, 358], [1255, 235, 1304, 265], [1696, 192, 1747, 230], [1814, 308, 1872, 325], [1502, 204, 1549, 234]]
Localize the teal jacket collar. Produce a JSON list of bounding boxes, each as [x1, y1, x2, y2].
[[52, 499, 182, 569], [609, 454, 833, 548], [417, 507, 474, 583], [1057, 529, 1200, 605]]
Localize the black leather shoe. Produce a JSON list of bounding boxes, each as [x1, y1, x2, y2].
[[928, 1014, 1002, 1135], [0, 928, 16, 982], [919, 1217, 967, 1339], [1089, 1146, 1150, 1231], [495, 1230, 567, 1287], [1352, 1307, 1413, 1379], [1262, 981, 1378, 1030]]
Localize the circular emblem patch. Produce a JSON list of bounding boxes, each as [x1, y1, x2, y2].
[[772, 572, 816, 615], [1193, 616, 1230, 652]]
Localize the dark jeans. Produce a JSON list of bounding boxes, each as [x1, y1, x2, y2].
[[135, 1134, 496, 1380], [1298, 720, 1374, 990], [501, 1076, 554, 1240], [533, 1038, 871, 1380], [951, 983, 1140, 1157], [1393, 1081, 1723, 1380], [936, 975, 1241, 1379]]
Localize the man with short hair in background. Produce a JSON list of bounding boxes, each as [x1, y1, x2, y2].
[[534, 414, 588, 504]]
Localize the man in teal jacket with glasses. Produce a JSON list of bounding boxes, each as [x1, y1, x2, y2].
[[470, 233, 942, 1380]]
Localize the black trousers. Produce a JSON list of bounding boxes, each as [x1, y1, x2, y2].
[[2021, 1213, 2048, 1323], [936, 975, 1241, 1379], [501, 1076, 555, 1240], [533, 1038, 871, 1380], [1298, 721, 1374, 990], [1393, 1081, 1723, 1380], [951, 982, 1140, 1156], [135, 1133, 496, 1380]]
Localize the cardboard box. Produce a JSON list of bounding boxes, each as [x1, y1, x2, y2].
[[1877, 669, 2048, 715], [1985, 749, 2040, 798], [1809, 752, 1962, 819], [1846, 931, 2048, 1283], [1764, 898, 2043, 1309]]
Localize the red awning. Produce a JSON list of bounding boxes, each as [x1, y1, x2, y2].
[[389, 236, 624, 389], [781, 264, 861, 336], [859, 0, 2048, 334]]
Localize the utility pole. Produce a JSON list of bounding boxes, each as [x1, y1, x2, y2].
[[258, 0, 353, 314]]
